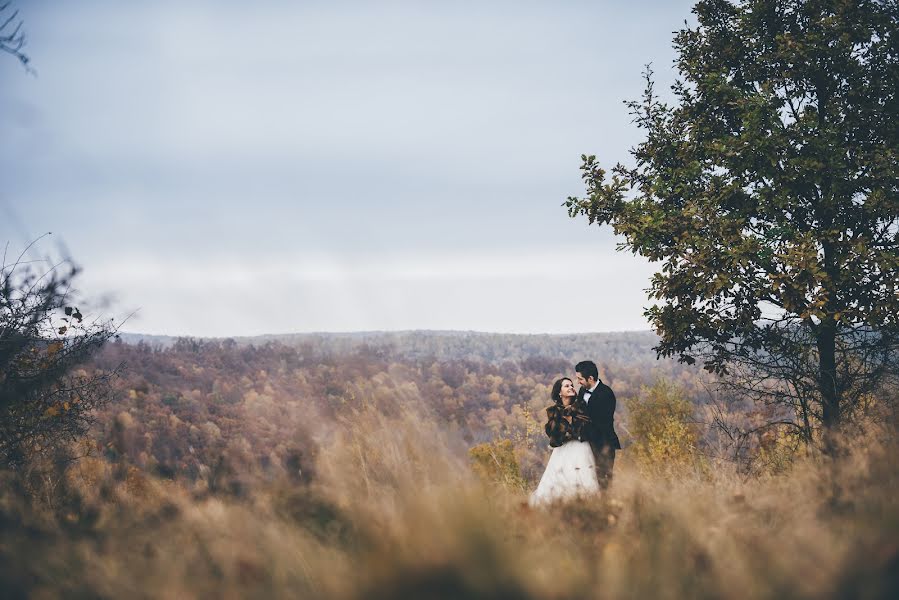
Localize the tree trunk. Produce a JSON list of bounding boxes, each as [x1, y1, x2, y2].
[[817, 317, 840, 431]]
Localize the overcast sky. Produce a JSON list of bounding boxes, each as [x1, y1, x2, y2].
[[1, 0, 696, 337]]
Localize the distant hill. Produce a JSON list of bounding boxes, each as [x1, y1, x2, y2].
[[117, 329, 664, 365], [91, 327, 704, 491], [117, 333, 180, 348]]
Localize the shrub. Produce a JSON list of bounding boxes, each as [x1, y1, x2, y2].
[[468, 439, 526, 490], [625, 380, 705, 476]]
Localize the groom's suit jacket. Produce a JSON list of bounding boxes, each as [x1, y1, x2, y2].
[[578, 380, 622, 451]]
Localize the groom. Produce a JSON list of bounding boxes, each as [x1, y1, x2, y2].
[[575, 360, 621, 490]]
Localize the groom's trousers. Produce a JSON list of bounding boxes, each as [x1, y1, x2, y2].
[[591, 445, 615, 490]]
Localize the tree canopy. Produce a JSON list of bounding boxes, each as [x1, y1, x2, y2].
[[566, 0, 899, 437]]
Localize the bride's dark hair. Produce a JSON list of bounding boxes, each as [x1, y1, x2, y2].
[[551, 377, 573, 404]]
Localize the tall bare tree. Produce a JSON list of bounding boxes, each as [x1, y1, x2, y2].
[[0, 2, 30, 70]]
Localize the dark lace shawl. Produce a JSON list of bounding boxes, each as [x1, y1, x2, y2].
[[544, 399, 591, 448]]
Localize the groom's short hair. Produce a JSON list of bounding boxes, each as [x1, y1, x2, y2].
[[575, 360, 599, 381]]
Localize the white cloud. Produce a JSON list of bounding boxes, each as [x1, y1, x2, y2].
[[82, 245, 657, 336]]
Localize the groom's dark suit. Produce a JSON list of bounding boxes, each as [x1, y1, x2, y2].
[[578, 380, 621, 490]]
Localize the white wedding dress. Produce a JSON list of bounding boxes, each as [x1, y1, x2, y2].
[[529, 440, 600, 506]]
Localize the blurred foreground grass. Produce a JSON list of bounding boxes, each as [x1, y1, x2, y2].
[[1, 404, 897, 600]]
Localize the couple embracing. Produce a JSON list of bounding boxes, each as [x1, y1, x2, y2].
[[529, 360, 621, 506]]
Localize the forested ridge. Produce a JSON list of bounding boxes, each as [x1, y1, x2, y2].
[[87, 331, 709, 489], [118, 329, 668, 364]]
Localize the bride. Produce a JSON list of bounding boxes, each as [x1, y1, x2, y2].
[[529, 377, 600, 506]]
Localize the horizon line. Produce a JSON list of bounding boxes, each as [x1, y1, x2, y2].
[[116, 328, 658, 340]]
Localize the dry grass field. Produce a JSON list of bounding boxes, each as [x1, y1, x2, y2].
[[2, 397, 897, 600]]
